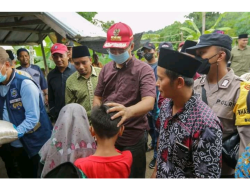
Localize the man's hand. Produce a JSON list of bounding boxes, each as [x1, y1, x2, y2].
[[105, 102, 133, 127], [151, 169, 157, 178], [44, 95, 48, 106]]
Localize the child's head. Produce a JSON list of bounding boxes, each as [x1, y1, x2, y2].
[[90, 104, 123, 139]]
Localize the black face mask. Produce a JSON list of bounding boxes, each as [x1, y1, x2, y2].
[[195, 53, 218, 75], [144, 53, 154, 61]]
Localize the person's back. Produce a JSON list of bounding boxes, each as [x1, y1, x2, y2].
[[74, 104, 132, 178], [38, 103, 96, 177]]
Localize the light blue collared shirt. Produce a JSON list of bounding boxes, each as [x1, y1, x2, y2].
[[0, 74, 40, 147]]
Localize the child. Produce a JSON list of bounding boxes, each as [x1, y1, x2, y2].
[[74, 104, 132, 178]]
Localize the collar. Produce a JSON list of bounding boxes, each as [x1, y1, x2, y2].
[[20, 64, 31, 69], [112, 55, 134, 70], [77, 66, 97, 79], [200, 68, 235, 93], [238, 46, 248, 50], [55, 62, 73, 71], [149, 62, 158, 69], [164, 93, 198, 125]]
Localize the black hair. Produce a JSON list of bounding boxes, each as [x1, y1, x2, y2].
[[91, 104, 122, 139], [216, 46, 231, 62], [8, 58, 13, 66], [165, 69, 194, 87], [17, 48, 29, 57]]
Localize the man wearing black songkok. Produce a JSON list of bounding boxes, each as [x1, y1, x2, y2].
[[151, 48, 223, 178], [230, 33, 250, 76], [65, 46, 101, 120]]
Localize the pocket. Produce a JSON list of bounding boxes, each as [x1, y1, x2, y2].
[[232, 55, 241, 62], [172, 141, 190, 169]]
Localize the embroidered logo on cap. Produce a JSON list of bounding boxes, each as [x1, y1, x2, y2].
[[54, 46, 58, 49], [111, 29, 121, 41], [162, 45, 169, 48]]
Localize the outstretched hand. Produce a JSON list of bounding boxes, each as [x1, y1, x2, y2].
[[105, 102, 133, 127]]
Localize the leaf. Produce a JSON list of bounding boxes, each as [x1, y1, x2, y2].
[[211, 12, 227, 29], [186, 20, 201, 35], [180, 27, 196, 36], [217, 27, 231, 31], [204, 29, 215, 34]]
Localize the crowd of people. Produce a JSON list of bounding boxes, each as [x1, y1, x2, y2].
[[0, 21, 250, 178]]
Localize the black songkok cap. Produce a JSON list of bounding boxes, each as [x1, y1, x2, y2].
[[238, 34, 248, 39], [6, 50, 14, 60], [158, 48, 202, 78], [180, 40, 197, 53], [72, 46, 90, 59]]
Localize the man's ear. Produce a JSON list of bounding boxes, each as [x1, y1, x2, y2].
[[118, 125, 125, 136], [176, 77, 185, 89], [130, 43, 134, 52], [89, 126, 95, 137], [89, 57, 92, 62]]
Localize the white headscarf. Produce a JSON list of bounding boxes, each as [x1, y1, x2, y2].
[[39, 103, 96, 177]]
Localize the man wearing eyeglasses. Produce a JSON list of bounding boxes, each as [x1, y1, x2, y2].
[[47, 43, 76, 123], [93, 22, 156, 178]]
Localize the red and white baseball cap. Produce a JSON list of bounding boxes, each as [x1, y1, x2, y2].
[[51, 43, 68, 55], [103, 22, 134, 49]]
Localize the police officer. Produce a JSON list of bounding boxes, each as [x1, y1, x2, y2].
[[186, 33, 250, 178]]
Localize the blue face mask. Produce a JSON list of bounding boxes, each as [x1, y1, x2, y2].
[[109, 50, 130, 64], [0, 63, 7, 83]]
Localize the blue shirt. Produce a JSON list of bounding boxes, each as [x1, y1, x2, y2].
[[0, 77, 40, 147], [16, 64, 48, 90], [149, 62, 160, 120]]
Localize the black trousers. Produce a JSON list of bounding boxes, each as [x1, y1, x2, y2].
[[0, 144, 21, 178], [116, 135, 146, 178], [10, 146, 40, 178]]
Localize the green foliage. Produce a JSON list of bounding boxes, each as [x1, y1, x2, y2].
[[98, 20, 115, 32], [77, 12, 115, 34], [180, 13, 231, 40], [184, 12, 220, 32], [77, 12, 98, 24], [12, 36, 56, 70]]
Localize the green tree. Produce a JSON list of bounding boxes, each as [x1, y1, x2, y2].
[[98, 20, 115, 32], [77, 12, 115, 33], [77, 12, 98, 24], [180, 13, 231, 40], [184, 12, 221, 32]]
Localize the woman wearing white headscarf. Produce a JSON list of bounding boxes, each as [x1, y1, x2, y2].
[[38, 103, 96, 177]]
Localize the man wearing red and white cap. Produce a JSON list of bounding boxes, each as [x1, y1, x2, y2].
[[47, 43, 76, 122], [93, 22, 156, 178]]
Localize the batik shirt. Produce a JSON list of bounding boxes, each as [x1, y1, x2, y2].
[[156, 94, 223, 178], [235, 144, 250, 178]]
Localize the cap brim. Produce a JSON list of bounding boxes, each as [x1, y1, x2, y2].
[[51, 50, 67, 55], [185, 44, 211, 55], [103, 41, 130, 49], [141, 46, 154, 51]]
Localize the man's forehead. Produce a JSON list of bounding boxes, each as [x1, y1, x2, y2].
[[73, 56, 90, 61], [52, 52, 66, 56], [19, 51, 29, 55]]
